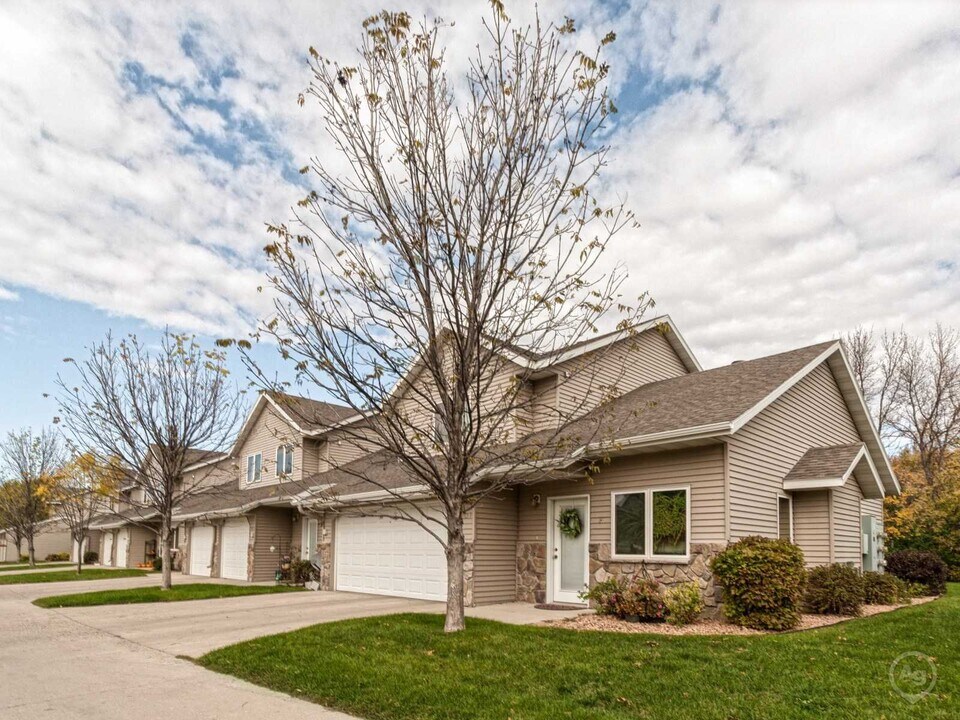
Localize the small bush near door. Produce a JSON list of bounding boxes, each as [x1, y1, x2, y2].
[[885, 550, 949, 596], [710, 536, 806, 630], [580, 575, 667, 622], [83, 551, 99, 564], [805, 564, 865, 616], [45, 552, 70, 562], [664, 582, 704, 626]]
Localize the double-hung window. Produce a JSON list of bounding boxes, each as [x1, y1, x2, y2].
[[246, 453, 262, 484], [611, 486, 690, 561], [276, 445, 294, 477]]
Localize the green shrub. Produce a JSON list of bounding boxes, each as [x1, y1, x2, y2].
[[862, 571, 909, 605], [152, 557, 163, 571], [903, 581, 928, 598], [580, 578, 622, 615], [885, 550, 948, 595], [664, 582, 704, 626], [19, 555, 28, 563], [288, 559, 317, 585], [710, 536, 806, 630], [805, 564, 865, 616], [83, 551, 99, 565], [617, 576, 667, 621], [45, 552, 70, 562]]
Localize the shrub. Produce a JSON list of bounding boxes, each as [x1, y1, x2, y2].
[[580, 577, 622, 616], [83, 551, 99, 565], [664, 582, 704, 626], [862, 571, 909, 605], [710, 536, 807, 630], [45, 552, 70, 562], [288, 559, 317, 585], [805, 564, 865, 616], [617, 576, 667, 622], [886, 550, 948, 595], [152, 557, 163, 571], [19, 555, 28, 563]]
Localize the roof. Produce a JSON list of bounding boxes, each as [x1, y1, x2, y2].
[[784, 444, 864, 483], [90, 506, 159, 530], [183, 448, 227, 469], [171, 479, 300, 521], [783, 443, 884, 499], [266, 391, 356, 432]]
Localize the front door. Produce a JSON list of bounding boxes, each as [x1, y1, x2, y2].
[[550, 497, 589, 604]]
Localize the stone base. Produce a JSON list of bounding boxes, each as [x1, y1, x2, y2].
[[516, 542, 547, 603]]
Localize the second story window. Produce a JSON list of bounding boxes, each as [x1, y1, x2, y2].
[[276, 444, 294, 477], [246, 453, 262, 484]]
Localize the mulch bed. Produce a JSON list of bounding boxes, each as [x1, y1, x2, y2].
[[544, 597, 938, 636]]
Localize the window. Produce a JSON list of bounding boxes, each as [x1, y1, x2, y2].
[[276, 445, 294, 477], [778, 496, 793, 541], [611, 487, 689, 560], [246, 453, 262, 484]]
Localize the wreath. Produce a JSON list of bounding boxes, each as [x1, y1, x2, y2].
[[557, 508, 583, 539]]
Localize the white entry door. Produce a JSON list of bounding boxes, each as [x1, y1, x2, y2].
[[335, 510, 447, 601], [115, 529, 130, 569], [220, 518, 249, 580], [550, 497, 589, 604], [102, 532, 114, 567], [190, 525, 214, 577]]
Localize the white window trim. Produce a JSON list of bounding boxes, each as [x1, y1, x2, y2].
[[246, 452, 262, 484], [610, 485, 691, 563], [276, 444, 293, 477], [777, 493, 794, 542]]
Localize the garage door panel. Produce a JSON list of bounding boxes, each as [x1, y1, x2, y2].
[[190, 526, 214, 577], [220, 518, 249, 580], [335, 511, 447, 602]]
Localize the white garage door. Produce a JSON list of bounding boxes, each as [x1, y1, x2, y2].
[[115, 529, 129, 568], [102, 533, 114, 567], [190, 525, 215, 577], [220, 518, 249, 580], [335, 512, 447, 601]]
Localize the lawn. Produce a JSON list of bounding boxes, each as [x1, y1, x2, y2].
[[33, 583, 305, 608], [200, 585, 958, 720], [0, 562, 73, 573], [0, 568, 148, 585]]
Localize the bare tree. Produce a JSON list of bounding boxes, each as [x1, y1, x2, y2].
[[0, 428, 64, 566], [48, 453, 121, 573], [55, 333, 243, 589], [843, 324, 960, 489], [230, 8, 646, 632]]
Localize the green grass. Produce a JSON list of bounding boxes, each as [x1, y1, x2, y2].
[[0, 562, 74, 573], [33, 583, 305, 608], [0, 568, 148, 585], [200, 585, 959, 720]]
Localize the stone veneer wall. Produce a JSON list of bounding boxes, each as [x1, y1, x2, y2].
[[517, 541, 726, 614]]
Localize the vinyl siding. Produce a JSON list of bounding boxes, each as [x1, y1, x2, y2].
[[236, 406, 306, 489], [553, 329, 690, 421], [833, 476, 864, 567], [793, 490, 831, 566], [726, 362, 861, 540], [123, 525, 157, 567], [25, 529, 73, 560], [529, 375, 559, 432], [517, 445, 726, 547], [182, 457, 238, 492], [862, 498, 883, 526], [472, 492, 518, 604], [250, 506, 295, 581]]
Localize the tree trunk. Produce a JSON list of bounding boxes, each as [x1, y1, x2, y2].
[[160, 517, 172, 590], [76, 537, 83, 574], [444, 520, 466, 633], [27, 531, 35, 567]]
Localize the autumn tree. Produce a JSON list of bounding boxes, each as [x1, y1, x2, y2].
[[48, 453, 122, 573], [56, 333, 243, 589], [0, 428, 64, 566], [234, 6, 645, 632]]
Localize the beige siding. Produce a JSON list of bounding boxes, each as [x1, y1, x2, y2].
[[726, 362, 861, 540], [30, 528, 73, 560], [472, 493, 518, 604], [833, 477, 863, 567], [528, 375, 559, 432], [862, 498, 883, 526], [251, 507, 295, 581], [237, 406, 305, 488], [124, 526, 158, 567], [323, 426, 380, 470], [182, 458, 237, 492], [793, 490, 831, 566], [517, 445, 725, 547], [553, 329, 690, 421]]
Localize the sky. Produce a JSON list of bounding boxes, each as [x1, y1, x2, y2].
[[1, 0, 959, 437]]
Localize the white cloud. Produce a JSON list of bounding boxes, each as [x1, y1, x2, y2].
[[0, 0, 957, 367]]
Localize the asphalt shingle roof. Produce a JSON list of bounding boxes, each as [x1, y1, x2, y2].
[[783, 443, 864, 482]]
